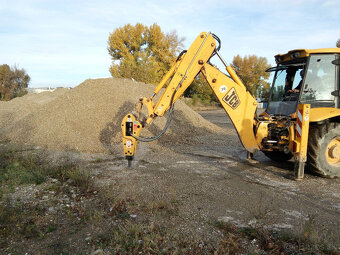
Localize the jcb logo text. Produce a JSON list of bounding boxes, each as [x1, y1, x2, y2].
[[223, 88, 240, 109]]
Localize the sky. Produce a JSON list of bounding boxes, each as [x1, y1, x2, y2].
[[0, 0, 339, 88]]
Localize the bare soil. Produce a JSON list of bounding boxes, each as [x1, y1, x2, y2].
[[95, 109, 340, 248]]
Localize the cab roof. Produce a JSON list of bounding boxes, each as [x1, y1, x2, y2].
[[275, 48, 340, 64]]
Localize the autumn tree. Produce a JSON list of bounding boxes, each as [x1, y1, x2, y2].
[[108, 23, 184, 85], [337, 39, 340, 48], [0, 64, 30, 100], [183, 73, 219, 104], [232, 55, 271, 98]]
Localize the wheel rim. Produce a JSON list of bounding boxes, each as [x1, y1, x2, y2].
[[326, 137, 340, 165]]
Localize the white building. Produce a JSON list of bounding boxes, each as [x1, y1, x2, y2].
[[27, 87, 55, 94]]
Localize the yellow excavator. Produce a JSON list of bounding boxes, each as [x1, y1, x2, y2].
[[121, 32, 340, 179]]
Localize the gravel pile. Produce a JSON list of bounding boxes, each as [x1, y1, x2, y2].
[[0, 78, 227, 154]]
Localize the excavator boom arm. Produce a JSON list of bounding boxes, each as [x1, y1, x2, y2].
[[121, 32, 259, 163]]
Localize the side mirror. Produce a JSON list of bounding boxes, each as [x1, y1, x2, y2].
[[332, 59, 340, 66]]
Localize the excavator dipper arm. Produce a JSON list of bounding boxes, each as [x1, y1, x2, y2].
[[200, 60, 259, 153], [121, 32, 259, 165]]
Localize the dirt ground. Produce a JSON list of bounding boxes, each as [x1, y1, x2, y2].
[[86, 108, 340, 248], [1, 107, 340, 253]]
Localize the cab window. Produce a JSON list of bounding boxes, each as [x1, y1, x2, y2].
[[300, 54, 336, 102]]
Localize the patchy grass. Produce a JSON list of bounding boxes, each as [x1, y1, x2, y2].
[[0, 199, 47, 241], [0, 151, 49, 188], [213, 219, 340, 255], [91, 222, 210, 254], [147, 198, 180, 216], [0, 147, 339, 254], [0, 149, 94, 251], [0, 150, 92, 194], [65, 167, 93, 192]]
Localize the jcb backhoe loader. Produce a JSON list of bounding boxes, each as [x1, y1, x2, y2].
[[121, 32, 340, 179]]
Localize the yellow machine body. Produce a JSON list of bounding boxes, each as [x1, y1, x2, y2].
[[121, 32, 340, 178], [121, 114, 142, 160], [200, 64, 259, 153], [309, 108, 340, 122]]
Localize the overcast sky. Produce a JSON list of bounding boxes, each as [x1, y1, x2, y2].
[[1, 0, 339, 88]]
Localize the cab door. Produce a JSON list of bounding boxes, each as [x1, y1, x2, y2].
[[300, 54, 337, 108]]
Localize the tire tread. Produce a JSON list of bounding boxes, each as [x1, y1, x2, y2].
[[307, 122, 340, 177]]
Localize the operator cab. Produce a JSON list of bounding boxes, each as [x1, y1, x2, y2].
[[265, 49, 340, 115]]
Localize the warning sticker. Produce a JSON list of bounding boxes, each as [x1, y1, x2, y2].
[[223, 87, 240, 109], [126, 140, 132, 148], [219, 85, 227, 93]]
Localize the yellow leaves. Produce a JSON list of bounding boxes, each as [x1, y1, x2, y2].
[[108, 23, 145, 61], [232, 55, 271, 98], [108, 23, 183, 85]]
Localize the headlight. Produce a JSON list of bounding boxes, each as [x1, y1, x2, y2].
[[290, 52, 301, 59]]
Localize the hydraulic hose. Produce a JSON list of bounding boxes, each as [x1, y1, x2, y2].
[[132, 32, 214, 142], [132, 91, 176, 142], [208, 33, 221, 63]]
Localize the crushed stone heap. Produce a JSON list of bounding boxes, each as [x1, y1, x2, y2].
[[0, 78, 229, 154]]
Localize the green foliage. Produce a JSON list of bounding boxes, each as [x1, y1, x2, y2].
[[0, 200, 46, 240], [337, 39, 340, 48], [0, 151, 91, 194], [183, 73, 218, 104], [108, 23, 183, 85], [232, 55, 271, 98], [65, 167, 93, 192], [0, 152, 47, 189], [0, 149, 94, 247], [0, 64, 30, 100], [271, 85, 285, 101]]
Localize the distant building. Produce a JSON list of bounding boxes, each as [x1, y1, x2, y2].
[[27, 87, 55, 94]]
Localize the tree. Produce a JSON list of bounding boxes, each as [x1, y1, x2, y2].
[[337, 39, 340, 48], [108, 23, 184, 85], [0, 64, 30, 100], [183, 73, 218, 104], [232, 55, 271, 98]]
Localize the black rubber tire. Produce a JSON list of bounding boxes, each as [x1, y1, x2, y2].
[[307, 122, 340, 178], [263, 151, 293, 162]]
